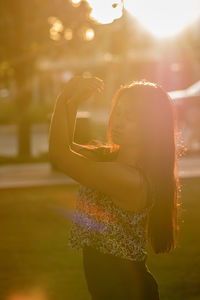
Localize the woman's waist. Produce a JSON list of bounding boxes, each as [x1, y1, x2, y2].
[[69, 221, 147, 250], [83, 244, 147, 264], [74, 198, 148, 227], [72, 209, 146, 236]]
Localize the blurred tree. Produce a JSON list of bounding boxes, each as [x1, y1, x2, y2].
[[0, 0, 50, 157], [0, 0, 156, 159], [0, 0, 94, 158]]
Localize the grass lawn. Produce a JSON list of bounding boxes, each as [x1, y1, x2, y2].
[[0, 177, 199, 300]]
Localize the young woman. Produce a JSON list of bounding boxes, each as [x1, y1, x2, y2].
[[49, 76, 181, 299]]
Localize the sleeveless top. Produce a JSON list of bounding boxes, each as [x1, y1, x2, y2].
[[68, 166, 156, 262]]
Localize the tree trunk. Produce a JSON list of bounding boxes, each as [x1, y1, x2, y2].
[[15, 69, 32, 159]]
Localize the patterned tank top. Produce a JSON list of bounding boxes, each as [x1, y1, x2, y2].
[[68, 166, 156, 262]]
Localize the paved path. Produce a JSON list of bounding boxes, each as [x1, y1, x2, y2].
[[0, 162, 75, 189], [0, 156, 200, 189]]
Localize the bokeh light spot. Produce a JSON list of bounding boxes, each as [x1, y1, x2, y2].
[[64, 28, 73, 40], [86, 0, 123, 24], [70, 0, 82, 8], [84, 28, 95, 41]]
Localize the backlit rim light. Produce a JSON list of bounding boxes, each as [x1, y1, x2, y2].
[[85, 0, 200, 38]]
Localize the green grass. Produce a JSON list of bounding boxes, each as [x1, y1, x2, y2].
[[147, 177, 200, 300], [0, 178, 199, 299]]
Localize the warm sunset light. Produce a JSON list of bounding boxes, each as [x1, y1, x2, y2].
[[86, 0, 200, 38], [71, 0, 81, 3], [84, 28, 95, 40], [2, 2, 200, 299], [64, 28, 73, 40], [6, 288, 48, 300], [70, 0, 82, 7], [87, 0, 123, 24], [48, 17, 63, 41], [124, 0, 200, 38]]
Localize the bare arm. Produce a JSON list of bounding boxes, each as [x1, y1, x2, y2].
[[49, 77, 147, 212], [65, 94, 96, 159], [49, 76, 102, 157], [57, 76, 101, 159]]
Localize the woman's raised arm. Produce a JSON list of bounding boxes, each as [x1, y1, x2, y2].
[[48, 77, 147, 212]]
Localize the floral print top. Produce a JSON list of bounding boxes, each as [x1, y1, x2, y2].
[[68, 167, 155, 262]]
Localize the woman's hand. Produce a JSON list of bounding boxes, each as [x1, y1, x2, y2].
[[60, 76, 104, 105]]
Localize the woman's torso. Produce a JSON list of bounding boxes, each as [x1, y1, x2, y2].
[[68, 165, 155, 262]]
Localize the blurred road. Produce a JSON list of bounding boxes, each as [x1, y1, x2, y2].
[[0, 155, 200, 189]]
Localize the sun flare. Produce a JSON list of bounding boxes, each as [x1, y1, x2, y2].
[[125, 0, 200, 38], [86, 0, 123, 24], [85, 0, 200, 38]]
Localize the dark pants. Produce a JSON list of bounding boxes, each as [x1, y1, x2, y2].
[[82, 245, 160, 300]]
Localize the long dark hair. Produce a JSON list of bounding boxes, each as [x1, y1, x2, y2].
[[107, 80, 182, 253], [81, 80, 182, 253]]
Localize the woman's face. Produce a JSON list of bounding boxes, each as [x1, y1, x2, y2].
[[109, 96, 141, 148]]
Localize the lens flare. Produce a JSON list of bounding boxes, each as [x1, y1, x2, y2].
[[85, 0, 200, 38]]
